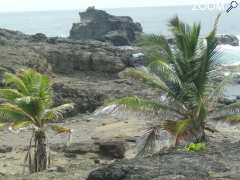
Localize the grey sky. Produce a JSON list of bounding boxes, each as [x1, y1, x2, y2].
[[0, 0, 229, 12]]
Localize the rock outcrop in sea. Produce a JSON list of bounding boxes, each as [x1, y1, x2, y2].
[[70, 7, 143, 46], [217, 34, 239, 46]]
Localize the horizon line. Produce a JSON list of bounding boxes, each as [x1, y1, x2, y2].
[[0, 4, 203, 14]]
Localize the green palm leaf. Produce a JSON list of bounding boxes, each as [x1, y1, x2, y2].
[[4, 72, 29, 94], [147, 35, 173, 61], [110, 96, 183, 115], [11, 119, 32, 129], [148, 59, 182, 86], [0, 69, 74, 173], [120, 68, 170, 92], [98, 15, 224, 155], [0, 89, 23, 101], [0, 103, 33, 122], [41, 103, 74, 122]]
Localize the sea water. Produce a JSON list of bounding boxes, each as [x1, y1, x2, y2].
[[0, 6, 239, 65]]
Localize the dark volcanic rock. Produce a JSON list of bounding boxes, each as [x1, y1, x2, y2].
[[0, 28, 28, 41], [30, 33, 47, 42], [217, 34, 239, 46], [87, 140, 240, 180], [64, 143, 99, 154], [0, 28, 147, 115], [50, 142, 99, 154], [97, 141, 126, 159], [30, 39, 133, 74], [70, 7, 143, 46], [0, 145, 12, 153], [104, 31, 130, 46], [87, 165, 129, 180], [52, 82, 106, 115]]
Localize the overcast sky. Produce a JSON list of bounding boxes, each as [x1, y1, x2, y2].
[[0, 0, 229, 12]]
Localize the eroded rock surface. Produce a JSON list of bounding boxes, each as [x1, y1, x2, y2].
[[0, 28, 147, 115], [70, 7, 143, 46], [87, 138, 240, 180]]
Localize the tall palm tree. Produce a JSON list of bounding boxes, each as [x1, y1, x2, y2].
[[100, 15, 240, 155], [0, 69, 73, 173]]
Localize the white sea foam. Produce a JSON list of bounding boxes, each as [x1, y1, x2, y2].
[[237, 35, 240, 41], [218, 44, 240, 51], [221, 62, 240, 66], [217, 41, 240, 66]]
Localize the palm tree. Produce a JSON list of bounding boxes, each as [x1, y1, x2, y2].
[[100, 15, 240, 155], [0, 69, 73, 173]]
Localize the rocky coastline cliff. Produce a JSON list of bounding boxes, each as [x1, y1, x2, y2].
[[0, 8, 239, 180]]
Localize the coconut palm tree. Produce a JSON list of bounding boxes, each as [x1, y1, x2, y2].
[[0, 69, 73, 173], [100, 15, 240, 155]]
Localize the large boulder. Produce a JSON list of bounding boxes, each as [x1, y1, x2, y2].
[[70, 7, 143, 46], [97, 141, 126, 159]]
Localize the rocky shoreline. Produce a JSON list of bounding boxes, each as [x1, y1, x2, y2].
[[0, 7, 239, 180]]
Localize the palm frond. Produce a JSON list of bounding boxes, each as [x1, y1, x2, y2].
[[4, 72, 29, 94], [147, 35, 173, 61], [0, 89, 24, 101], [168, 16, 201, 59], [109, 96, 183, 115], [10, 119, 32, 129], [162, 119, 194, 145], [194, 14, 221, 94], [0, 103, 33, 122], [50, 125, 72, 134], [137, 126, 160, 156], [38, 74, 53, 107], [41, 103, 74, 122], [208, 75, 232, 109], [14, 96, 44, 118], [148, 59, 182, 86], [120, 68, 170, 93]]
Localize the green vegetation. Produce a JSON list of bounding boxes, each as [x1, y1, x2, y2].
[[136, 34, 167, 65], [106, 15, 240, 155], [185, 143, 206, 152], [0, 69, 73, 173]]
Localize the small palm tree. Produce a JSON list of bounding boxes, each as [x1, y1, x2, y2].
[[100, 15, 240, 155], [0, 69, 73, 173]]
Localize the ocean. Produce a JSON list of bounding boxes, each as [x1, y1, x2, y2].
[[0, 6, 240, 65]]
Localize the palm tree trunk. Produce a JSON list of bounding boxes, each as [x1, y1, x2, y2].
[[33, 130, 47, 172], [193, 125, 206, 143]]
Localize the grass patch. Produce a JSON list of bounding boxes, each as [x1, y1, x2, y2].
[[185, 143, 206, 152]]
